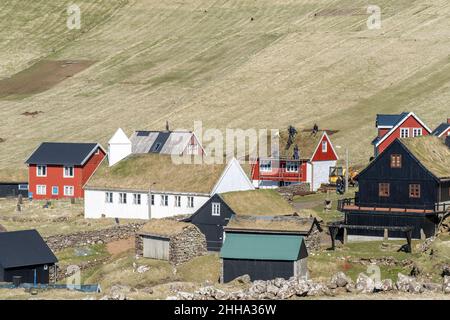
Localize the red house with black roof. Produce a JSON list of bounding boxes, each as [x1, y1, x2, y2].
[[432, 118, 450, 139], [372, 112, 431, 157], [25, 142, 106, 199]]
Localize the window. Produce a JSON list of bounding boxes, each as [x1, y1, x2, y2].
[[379, 183, 390, 197], [286, 161, 299, 172], [400, 128, 409, 138], [412, 128, 422, 137], [187, 196, 194, 208], [95, 148, 100, 155], [161, 195, 168, 206], [260, 160, 272, 172], [43, 265, 48, 271], [212, 203, 220, 216], [133, 194, 141, 205], [36, 185, 46, 195], [64, 186, 74, 196], [63, 166, 74, 178], [119, 193, 127, 204], [409, 184, 421, 198], [154, 143, 161, 151], [105, 192, 113, 203], [150, 194, 155, 206], [390, 154, 402, 168], [18, 184, 28, 190], [174, 195, 181, 207], [322, 141, 328, 152], [37, 165, 47, 177], [52, 186, 59, 195]]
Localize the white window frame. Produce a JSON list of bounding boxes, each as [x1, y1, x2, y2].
[[64, 185, 74, 196], [161, 195, 168, 206], [400, 128, 409, 138], [322, 141, 328, 152], [187, 196, 194, 208], [260, 160, 272, 172], [286, 161, 299, 172], [51, 186, 59, 195], [36, 185, 46, 195], [212, 202, 220, 216], [174, 195, 181, 207], [133, 193, 141, 205], [105, 192, 113, 203], [412, 128, 422, 137], [36, 165, 47, 177], [63, 166, 74, 178], [119, 192, 127, 204]]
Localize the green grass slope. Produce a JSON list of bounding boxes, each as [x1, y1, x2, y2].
[[0, 0, 449, 178]]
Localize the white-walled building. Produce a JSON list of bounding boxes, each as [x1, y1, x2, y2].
[[84, 154, 254, 220]]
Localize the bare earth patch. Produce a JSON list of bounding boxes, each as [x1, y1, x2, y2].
[[106, 237, 135, 256], [0, 60, 94, 98]]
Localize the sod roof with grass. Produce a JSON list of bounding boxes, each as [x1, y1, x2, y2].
[[226, 216, 318, 233], [85, 154, 228, 194], [219, 189, 295, 216], [400, 136, 450, 179], [139, 219, 192, 237]]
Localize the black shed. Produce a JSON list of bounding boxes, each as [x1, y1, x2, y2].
[[0, 230, 58, 284], [0, 182, 28, 198]]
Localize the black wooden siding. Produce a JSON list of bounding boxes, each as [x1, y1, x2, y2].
[[357, 141, 440, 210], [1, 263, 53, 284], [223, 259, 294, 283], [189, 194, 234, 251], [0, 183, 28, 198]]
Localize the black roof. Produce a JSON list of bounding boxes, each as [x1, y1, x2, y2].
[[25, 142, 101, 166], [432, 123, 450, 137], [0, 230, 58, 269], [375, 112, 409, 127]]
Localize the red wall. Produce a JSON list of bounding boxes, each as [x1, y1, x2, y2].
[[311, 134, 338, 162], [28, 148, 105, 200], [251, 159, 307, 182], [377, 116, 429, 155]]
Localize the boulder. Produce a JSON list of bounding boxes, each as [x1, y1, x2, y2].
[[249, 280, 267, 295], [444, 276, 450, 294], [266, 284, 279, 296], [109, 285, 131, 300], [294, 279, 310, 296], [442, 265, 450, 277], [234, 274, 251, 284], [330, 272, 352, 288], [307, 282, 329, 296], [396, 273, 423, 294], [355, 273, 375, 294], [422, 283, 442, 292]]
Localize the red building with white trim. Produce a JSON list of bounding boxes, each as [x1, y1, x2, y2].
[[431, 118, 450, 139], [251, 130, 338, 191], [25, 142, 106, 199], [372, 112, 431, 157]]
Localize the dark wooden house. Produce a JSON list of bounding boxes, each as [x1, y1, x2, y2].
[[186, 189, 296, 251], [338, 136, 450, 239], [220, 232, 308, 283], [0, 230, 58, 284], [0, 182, 28, 198]]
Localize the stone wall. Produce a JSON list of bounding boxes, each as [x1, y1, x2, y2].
[[44, 222, 145, 252], [305, 224, 321, 252]]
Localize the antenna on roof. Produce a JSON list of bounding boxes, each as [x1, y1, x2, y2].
[[165, 120, 170, 131]]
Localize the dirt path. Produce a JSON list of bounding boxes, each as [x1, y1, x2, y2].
[[106, 237, 135, 256]]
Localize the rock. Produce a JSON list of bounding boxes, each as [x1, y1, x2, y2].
[[234, 274, 251, 284], [374, 279, 394, 292], [294, 279, 310, 296], [396, 273, 423, 294], [109, 285, 131, 300], [444, 276, 450, 294], [249, 280, 267, 295], [136, 265, 150, 273], [410, 264, 422, 277], [141, 287, 154, 295], [422, 282, 442, 292], [273, 277, 286, 288], [266, 284, 279, 296], [355, 273, 375, 294], [307, 282, 329, 296], [177, 292, 194, 300], [442, 265, 450, 277], [330, 272, 351, 288]]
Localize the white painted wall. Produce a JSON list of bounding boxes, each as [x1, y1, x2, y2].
[[310, 160, 336, 191], [211, 158, 255, 194], [108, 128, 132, 166], [84, 189, 208, 220], [252, 180, 279, 189]]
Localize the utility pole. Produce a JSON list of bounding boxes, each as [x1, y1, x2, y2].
[[345, 148, 349, 194]]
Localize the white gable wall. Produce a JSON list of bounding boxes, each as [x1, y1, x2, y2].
[[211, 158, 255, 195], [310, 160, 336, 191]]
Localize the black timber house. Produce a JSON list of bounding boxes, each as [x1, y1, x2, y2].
[[0, 230, 58, 284], [337, 136, 450, 239]]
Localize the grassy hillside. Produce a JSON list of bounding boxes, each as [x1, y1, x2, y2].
[[0, 0, 449, 179]]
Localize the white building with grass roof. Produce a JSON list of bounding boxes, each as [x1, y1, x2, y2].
[[83, 154, 254, 220]]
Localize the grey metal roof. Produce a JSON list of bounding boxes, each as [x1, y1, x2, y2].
[[0, 230, 58, 269], [25, 142, 101, 166], [432, 123, 450, 137], [375, 112, 409, 127], [130, 131, 193, 155]]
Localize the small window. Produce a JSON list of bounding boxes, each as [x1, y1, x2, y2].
[[260, 160, 272, 172], [52, 186, 59, 195], [119, 193, 127, 204], [64, 186, 74, 196], [390, 154, 402, 168], [174, 195, 181, 207], [105, 192, 113, 203], [150, 194, 155, 206], [379, 183, 390, 197], [412, 128, 422, 137], [43, 265, 48, 271], [187, 196, 194, 208], [212, 203, 221, 216], [161, 195, 168, 206], [409, 184, 421, 198], [154, 143, 161, 151], [286, 161, 299, 172], [18, 184, 28, 191], [95, 148, 100, 155], [133, 194, 141, 205], [37, 165, 47, 177], [36, 185, 46, 195], [322, 141, 328, 152], [63, 166, 74, 178], [400, 128, 409, 138]]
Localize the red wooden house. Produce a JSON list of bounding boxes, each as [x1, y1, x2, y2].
[[25, 143, 106, 199], [371, 112, 431, 157], [431, 118, 450, 139], [251, 130, 338, 191]]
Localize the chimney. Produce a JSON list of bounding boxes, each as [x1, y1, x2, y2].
[[108, 128, 132, 166], [447, 118, 450, 124], [165, 120, 170, 131]]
